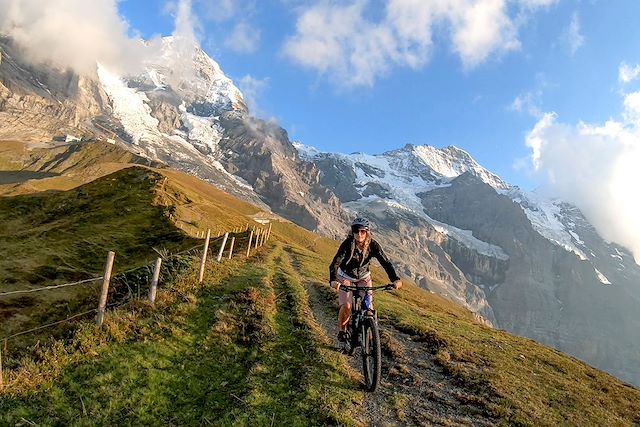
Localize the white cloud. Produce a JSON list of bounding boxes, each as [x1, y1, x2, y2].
[[197, 0, 237, 22], [448, 0, 521, 68], [0, 0, 217, 80], [525, 93, 640, 264], [224, 21, 260, 53], [619, 62, 640, 84], [283, 0, 555, 87], [509, 73, 549, 117], [518, 0, 557, 7], [510, 90, 543, 117], [237, 74, 268, 115], [0, 0, 147, 75], [562, 12, 584, 55], [283, 1, 392, 86]]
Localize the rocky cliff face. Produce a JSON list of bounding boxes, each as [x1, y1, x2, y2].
[[2, 33, 639, 386], [299, 144, 640, 386], [216, 112, 347, 235], [0, 35, 346, 236], [419, 172, 640, 386], [0, 37, 109, 142]]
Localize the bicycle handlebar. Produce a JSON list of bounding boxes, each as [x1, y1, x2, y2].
[[336, 283, 396, 292]]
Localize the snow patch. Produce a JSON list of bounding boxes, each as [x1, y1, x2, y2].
[[568, 230, 584, 245], [179, 105, 223, 152], [98, 64, 161, 144], [506, 188, 589, 260], [412, 145, 508, 190], [293, 141, 321, 159], [594, 268, 612, 285], [428, 215, 509, 261]]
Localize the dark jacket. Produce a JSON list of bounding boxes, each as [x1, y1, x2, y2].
[[329, 236, 400, 283]]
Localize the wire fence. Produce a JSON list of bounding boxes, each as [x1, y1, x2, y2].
[[3, 309, 98, 341], [0, 224, 271, 346], [0, 277, 103, 297]]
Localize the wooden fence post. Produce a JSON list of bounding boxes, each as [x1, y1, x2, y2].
[[96, 251, 115, 327], [228, 237, 236, 259], [148, 257, 162, 304], [216, 232, 229, 262], [0, 342, 3, 389], [198, 229, 211, 283], [267, 223, 272, 241], [255, 229, 260, 249], [246, 230, 254, 257], [0, 339, 6, 389]]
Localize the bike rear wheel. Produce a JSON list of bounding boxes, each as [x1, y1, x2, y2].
[[361, 317, 381, 392]]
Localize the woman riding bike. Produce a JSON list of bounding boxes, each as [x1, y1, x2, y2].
[[329, 217, 402, 342]]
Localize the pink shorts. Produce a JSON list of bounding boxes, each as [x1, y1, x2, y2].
[[338, 274, 372, 306]]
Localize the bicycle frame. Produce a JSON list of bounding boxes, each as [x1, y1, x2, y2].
[[339, 284, 392, 351], [338, 284, 393, 391]]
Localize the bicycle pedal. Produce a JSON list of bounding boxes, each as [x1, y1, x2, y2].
[[340, 342, 352, 355]]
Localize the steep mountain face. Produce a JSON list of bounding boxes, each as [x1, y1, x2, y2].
[[0, 35, 346, 234], [420, 173, 640, 385], [1, 34, 639, 386], [298, 144, 640, 386], [0, 36, 109, 141]]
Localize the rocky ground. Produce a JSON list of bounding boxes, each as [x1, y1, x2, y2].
[[303, 280, 496, 427]]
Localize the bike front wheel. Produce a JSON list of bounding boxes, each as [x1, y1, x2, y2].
[[361, 317, 381, 392]]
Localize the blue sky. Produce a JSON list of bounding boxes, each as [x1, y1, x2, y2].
[[1, 0, 638, 258], [115, 0, 640, 191]]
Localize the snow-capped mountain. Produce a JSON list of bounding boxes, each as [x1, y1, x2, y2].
[[1, 33, 639, 387], [97, 36, 346, 235], [295, 141, 625, 284], [295, 141, 640, 387]]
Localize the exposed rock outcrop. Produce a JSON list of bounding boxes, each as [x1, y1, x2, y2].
[[419, 172, 640, 386]]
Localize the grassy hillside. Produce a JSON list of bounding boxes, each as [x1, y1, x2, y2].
[[0, 142, 638, 426], [0, 144, 267, 354], [0, 140, 159, 195], [274, 221, 640, 425]]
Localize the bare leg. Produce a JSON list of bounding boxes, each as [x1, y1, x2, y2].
[[338, 303, 351, 331]]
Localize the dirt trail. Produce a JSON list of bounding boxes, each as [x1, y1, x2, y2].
[[285, 248, 495, 426]]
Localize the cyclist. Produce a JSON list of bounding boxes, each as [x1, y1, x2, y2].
[[329, 217, 402, 342]]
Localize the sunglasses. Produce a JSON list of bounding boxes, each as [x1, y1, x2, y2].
[[355, 229, 368, 234]]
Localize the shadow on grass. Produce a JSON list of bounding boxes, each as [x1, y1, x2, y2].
[[0, 170, 59, 184], [0, 254, 359, 426], [0, 263, 262, 426]]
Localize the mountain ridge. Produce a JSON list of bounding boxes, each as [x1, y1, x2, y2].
[[0, 156, 638, 426], [1, 33, 639, 387]]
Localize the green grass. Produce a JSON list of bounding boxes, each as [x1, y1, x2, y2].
[[1, 145, 638, 426], [0, 244, 360, 426], [373, 285, 640, 426], [0, 167, 198, 349], [271, 221, 640, 426], [0, 167, 191, 287]]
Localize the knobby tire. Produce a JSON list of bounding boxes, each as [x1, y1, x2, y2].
[[361, 317, 381, 392]]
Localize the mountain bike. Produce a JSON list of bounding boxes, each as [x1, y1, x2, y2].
[[338, 283, 396, 392]]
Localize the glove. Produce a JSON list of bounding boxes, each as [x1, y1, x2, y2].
[[330, 281, 341, 290], [393, 280, 402, 290]]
